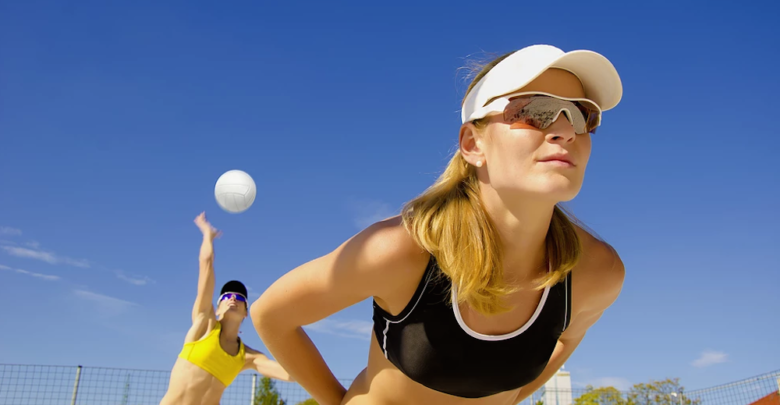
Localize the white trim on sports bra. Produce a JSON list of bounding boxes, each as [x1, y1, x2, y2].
[[451, 282, 552, 341], [381, 266, 436, 358]]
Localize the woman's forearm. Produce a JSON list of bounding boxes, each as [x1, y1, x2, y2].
[[253, 316, 346, 405], [199, 234, 215, 263]]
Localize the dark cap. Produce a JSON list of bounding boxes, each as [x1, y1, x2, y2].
[[220, 280, 247, 298]]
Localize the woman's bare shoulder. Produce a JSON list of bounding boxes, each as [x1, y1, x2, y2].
[[571, 226, 626, 309], [356, 215, 431, 291]]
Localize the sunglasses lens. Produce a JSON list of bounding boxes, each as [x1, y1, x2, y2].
[[220, 293, 247, 302], [587, 112, 599, 134], [576, 101, 601, 134], [505, 96, 601, 135]]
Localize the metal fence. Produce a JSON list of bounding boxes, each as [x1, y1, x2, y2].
[[0, 364, 317, 405], [531, 371, 780, 405], [685, 372, 780, 405], [0, 363, 777, 405]]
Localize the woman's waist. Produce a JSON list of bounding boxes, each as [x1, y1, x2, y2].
[[166, 359, 227, 403]]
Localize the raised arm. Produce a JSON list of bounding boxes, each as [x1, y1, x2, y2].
[[249, 217, 427, 405], [192, 212, 222, 324]]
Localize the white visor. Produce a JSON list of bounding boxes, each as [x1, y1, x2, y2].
[[461, 44, 623, 124]]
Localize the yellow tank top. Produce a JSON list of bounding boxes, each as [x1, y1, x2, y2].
[[178, 321, 246, 387]]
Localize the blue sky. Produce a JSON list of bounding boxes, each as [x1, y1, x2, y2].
[[1, 0, 778, 395]]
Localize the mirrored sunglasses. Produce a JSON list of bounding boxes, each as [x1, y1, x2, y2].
[[219, 292, 247, 303], [503, 94, 601, 135]]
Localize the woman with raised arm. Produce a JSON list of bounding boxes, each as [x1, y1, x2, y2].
[[160, 212, 292, 405], [251, 44, 626, 405]]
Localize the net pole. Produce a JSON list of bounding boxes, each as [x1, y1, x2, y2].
[[70, 365, 82, 405], [251, 373, 257, 405]]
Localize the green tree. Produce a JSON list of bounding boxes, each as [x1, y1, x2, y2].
[[574, 385, 628, 405], [627, 378, 699, 405], [254, 376, 286, 405], [295, 399, 319, 405]]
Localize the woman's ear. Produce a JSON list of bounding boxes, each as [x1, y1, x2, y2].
[[459, 122, 486, 167]]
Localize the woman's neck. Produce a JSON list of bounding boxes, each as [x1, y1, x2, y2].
[[479, 186, 555, 284]]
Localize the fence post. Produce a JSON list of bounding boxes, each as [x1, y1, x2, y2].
[[250, 374, 257, 405], [70, 365, 82, 405]]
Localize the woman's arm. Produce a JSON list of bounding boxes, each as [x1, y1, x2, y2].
[[514, 241, 625, 404], [249, 217, 427, 405], [192, 212, 222, 324], [243, 346, 294, 382], [512, 317, 589, 403]]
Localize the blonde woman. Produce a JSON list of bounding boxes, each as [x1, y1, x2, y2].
[[250, 44, 626, 405]]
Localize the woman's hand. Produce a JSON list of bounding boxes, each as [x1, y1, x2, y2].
[[194, 212, 222, 240]]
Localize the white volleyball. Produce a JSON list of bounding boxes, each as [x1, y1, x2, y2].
[[214, 170, 256, 214]]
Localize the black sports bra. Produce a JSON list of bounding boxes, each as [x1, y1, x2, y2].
[[372, 256, 572, 398]]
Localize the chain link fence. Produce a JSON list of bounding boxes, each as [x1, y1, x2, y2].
[[0, 363, 777, 405], [685, 372, 780, 405], [0, 364, 317, 405]]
